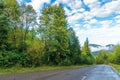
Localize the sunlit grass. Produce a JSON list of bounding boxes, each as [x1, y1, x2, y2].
[[110, 64, 120, 72], [0, 65, 90, 75]]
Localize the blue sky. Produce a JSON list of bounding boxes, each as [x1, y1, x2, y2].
[[18, 0, 120, 46]]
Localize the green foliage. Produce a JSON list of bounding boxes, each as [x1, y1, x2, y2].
[[107, 52, 116, 63], [27, 39, 45, 67], [95, 44, 120, 65], [4, 0, 18, 8], [39, 5, 70, 65], [110, 64, 120, 72], [19, 53, 33, 67], [2, 0, 120, 69], [0, 51, 35, 68], [81, 54, 94, 64], [58, 58, 72, 66], [112, 44, 120, 64], [96, 52, 104, 64], [0, 2, 96, 68], [68, 28, 81, 64], [18, 4, 37, 52], [96, 50, 111, 64], [82, 38, 91, 56], [81, 38, 94, 64], [0, 1, 9, 50], [0, 51, 20, 67]]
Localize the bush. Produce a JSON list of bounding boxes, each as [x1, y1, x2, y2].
[[19, 53, 33, 67], [0, 51, 20, 68], [0, 51, 33, 68], [59, 58, 72, 66], [81, 54, 94, 64]]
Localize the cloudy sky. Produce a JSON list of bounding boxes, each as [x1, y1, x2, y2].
[[18, 0, 120, 46]]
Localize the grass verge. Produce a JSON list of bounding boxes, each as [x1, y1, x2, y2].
[[0, 65, 90, 75], [110, 64, 120, 72]]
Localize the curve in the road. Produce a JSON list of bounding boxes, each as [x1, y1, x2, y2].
[[84, 65, 120, 80]]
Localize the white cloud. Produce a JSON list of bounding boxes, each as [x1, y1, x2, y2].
[[55, 0, 83, 15], [84, 0, 97, 5], [64, 7, 71, 16], [89, 19, 98, 24], [83, 11, 94, 20], [82, 0, 120, 19], [53, 0, 70, 8], [83, 24, 91, 29], [54, 0, 84, 21], [115, 15, 120, 19], [28, 0, 50, 13], [74, 24, 81, 27], [69, 0, 82, 9], [90, 0, 120, 17], [104, 0, 120, 14], [100, 20, 113, 28], [75, 26, 120, 46], [67, 13, 83, 23], [71, 8, 85, 15], [56, 0, 82, 9], [115, 15, 120, 24], [57, 0, 70, 4], [116, 20, 120, 24], [84, 0, 100, 9]]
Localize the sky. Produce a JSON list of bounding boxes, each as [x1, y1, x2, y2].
[[17, 0, 120, 46]]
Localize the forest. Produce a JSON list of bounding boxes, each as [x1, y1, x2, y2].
[[0, 0, 120, 68]]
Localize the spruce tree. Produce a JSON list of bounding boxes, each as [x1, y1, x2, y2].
[[68, 28, 81, 64], [82, 38, 91, 56], [81, 38, 94, 64]]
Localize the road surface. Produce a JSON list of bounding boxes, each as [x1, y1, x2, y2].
[[0, 65, 120, 80]]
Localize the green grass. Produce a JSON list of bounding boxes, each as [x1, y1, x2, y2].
[[0, 65, 90, 75], [110, 64, 120, 72]]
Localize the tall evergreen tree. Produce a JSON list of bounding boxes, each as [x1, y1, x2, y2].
[[81, 38, 94, 64], [82, 38, 91, 56], [39, 5, 70, 65], [68, 28, 81, 64]]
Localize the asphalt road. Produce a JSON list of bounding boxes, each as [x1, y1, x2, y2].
[[85, 65, 120, 80], [0, 65, 120, 80]]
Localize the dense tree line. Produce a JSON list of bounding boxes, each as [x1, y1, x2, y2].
[[95, 44, 120, 65], [0, 0, 87, 67]]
